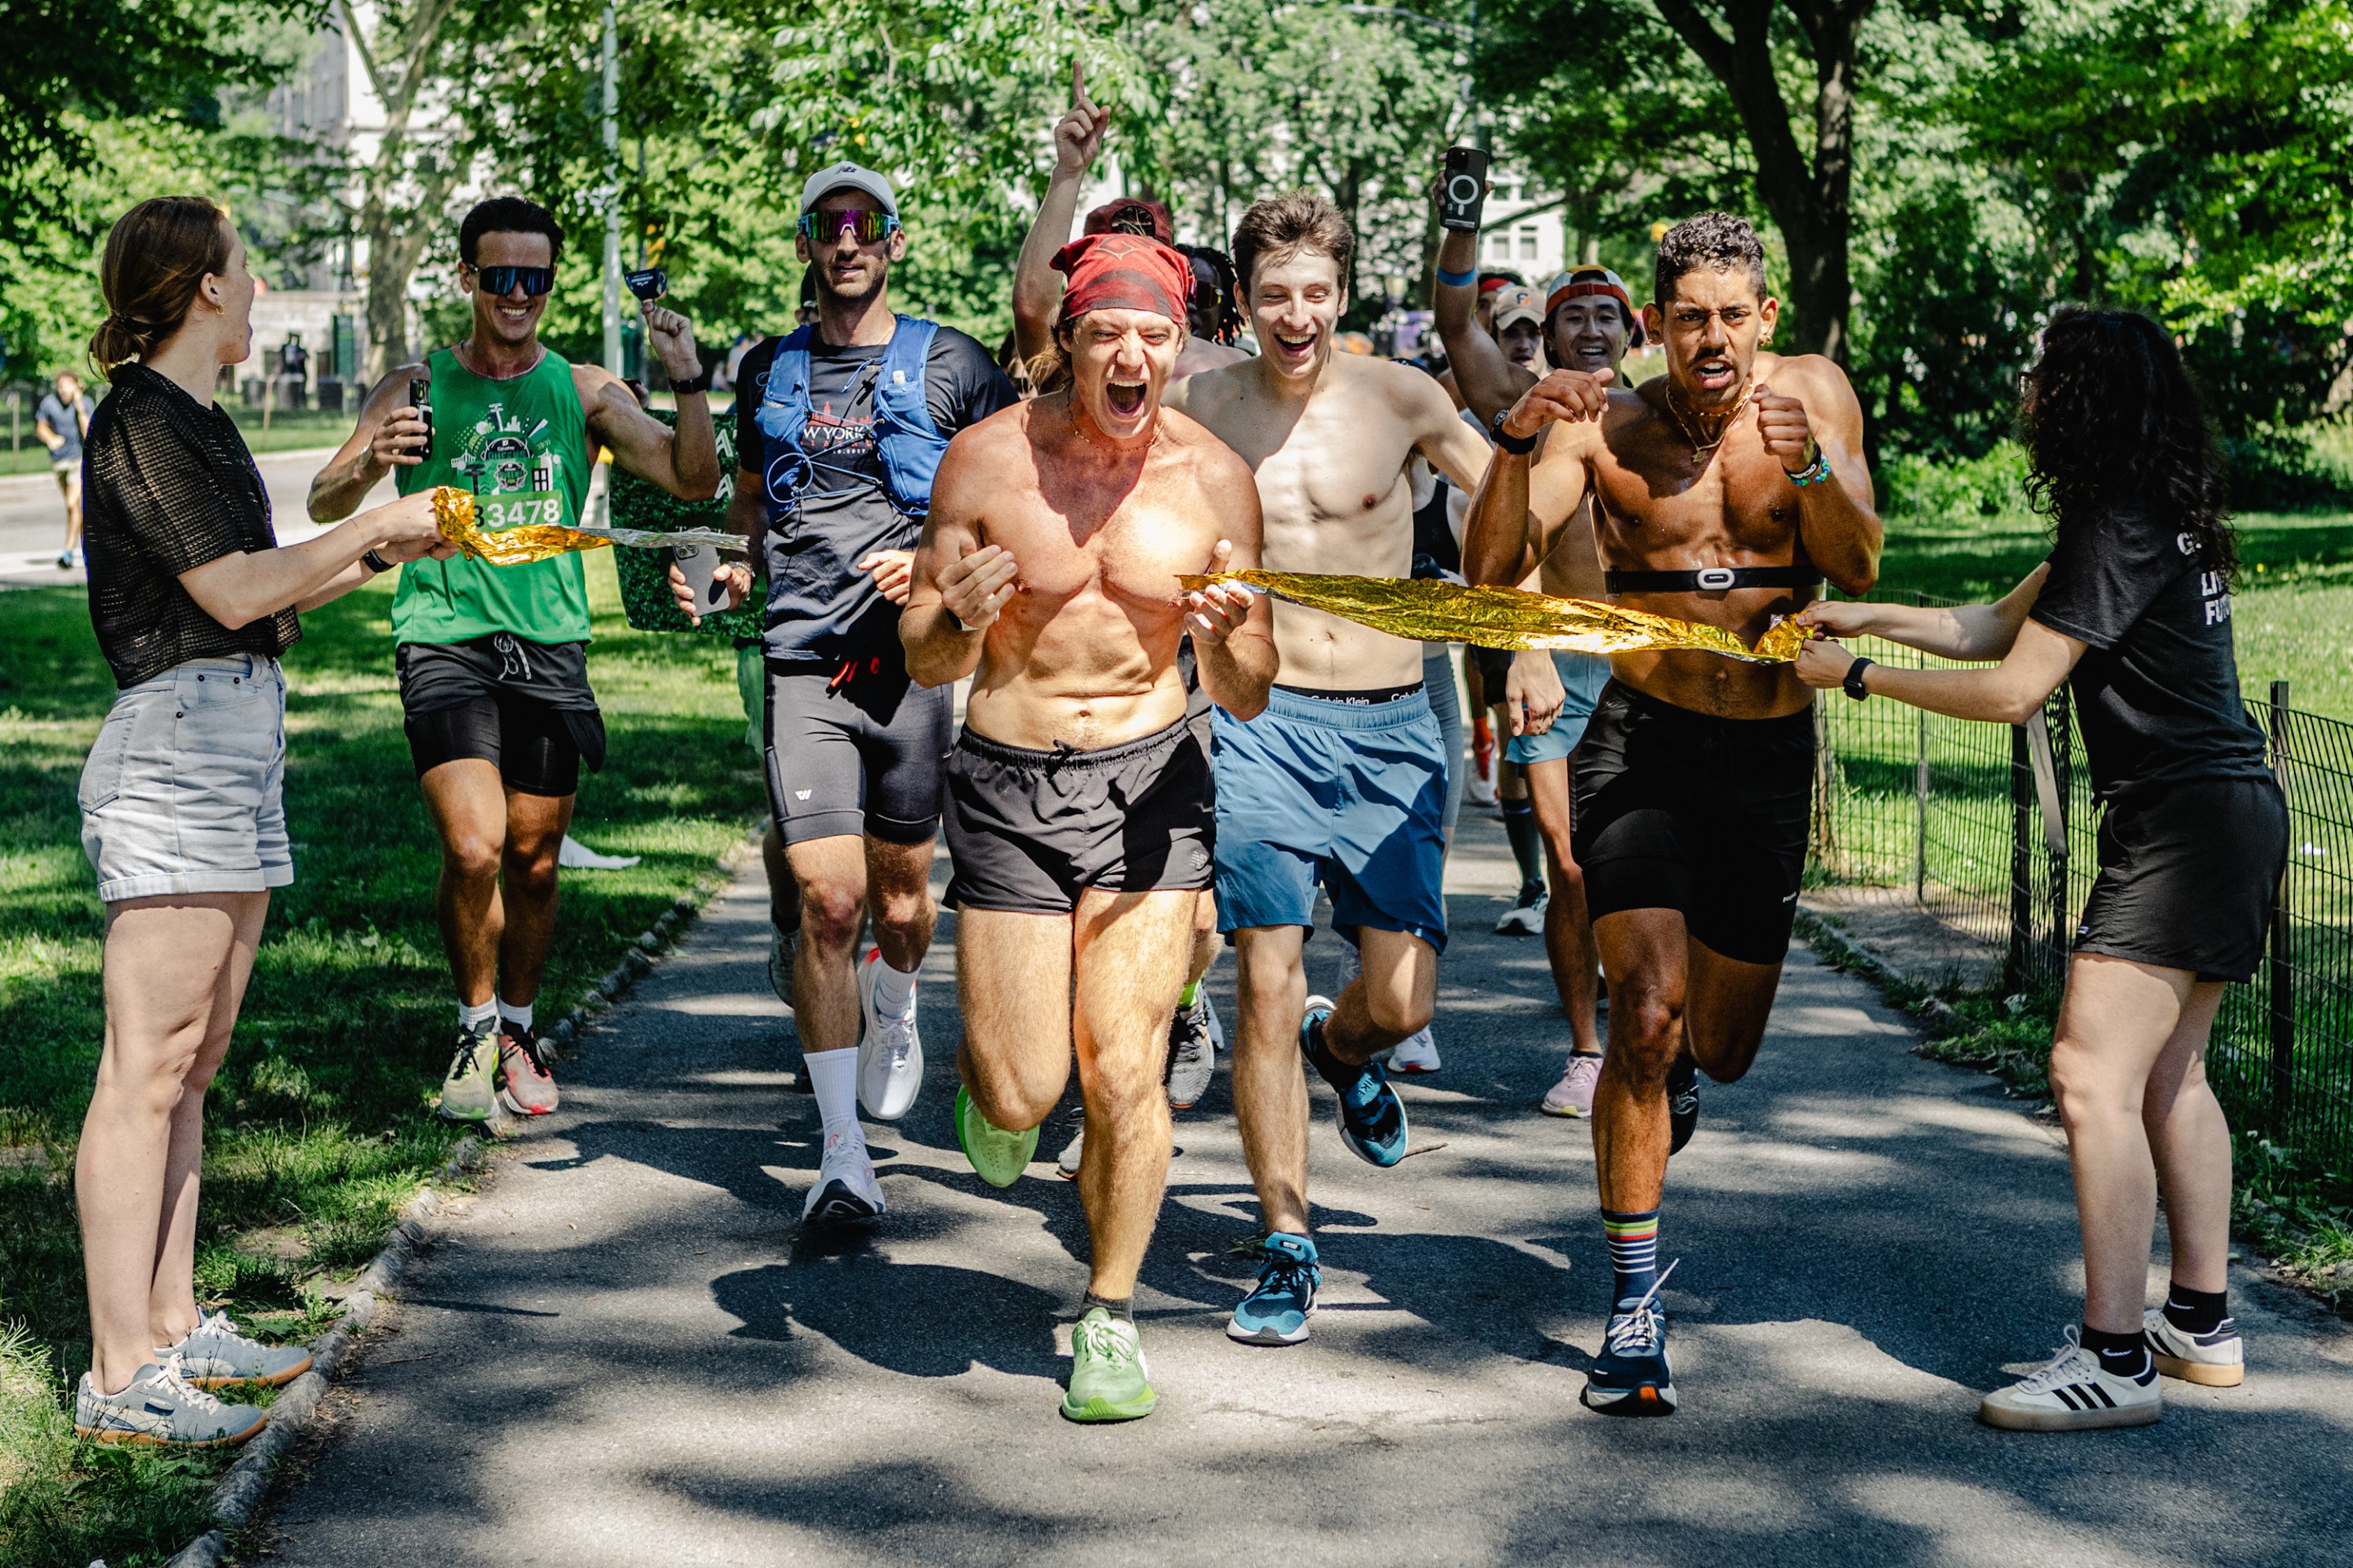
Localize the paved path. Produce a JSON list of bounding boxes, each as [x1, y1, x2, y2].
[[255, 821, 2353, 1566]]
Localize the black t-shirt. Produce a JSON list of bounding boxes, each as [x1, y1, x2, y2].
[[83, 364, 298, 689], [2029, 503, 2273, 804], [734, 323, 1016, 668]]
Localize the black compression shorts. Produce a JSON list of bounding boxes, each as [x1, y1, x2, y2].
[[1572, 681, 1814, 966], [944, 718, 1214, 916], [2076, 776, 2286, 982], [764, 660, 952, 847], [398, 637, 604, 798]]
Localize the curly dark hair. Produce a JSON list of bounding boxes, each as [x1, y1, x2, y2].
[[2020, 307, 2235, 575], [1652, 212, 1766, 305], [1179, 243, 1242, 344]]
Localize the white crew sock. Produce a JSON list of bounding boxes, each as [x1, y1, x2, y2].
[[497, 997, 534, 1034], [804, 1048, 864, 1146], [868, 955, 918, 1021], [458, 998, 498, 1032]]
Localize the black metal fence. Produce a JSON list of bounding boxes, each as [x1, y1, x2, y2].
[[1811, 615, 2353, 1179]]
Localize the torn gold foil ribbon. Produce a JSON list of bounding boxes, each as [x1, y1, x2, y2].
[[1176, 570, 1809, 664], [430, 487, 745, 567]]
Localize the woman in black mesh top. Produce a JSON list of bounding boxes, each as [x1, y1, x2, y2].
[[69, 197, 451, 1449], [1796, 310, 2287, 1433]]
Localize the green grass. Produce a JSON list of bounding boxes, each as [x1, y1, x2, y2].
[[0, 554, 761, 1566], [1, 409, 365, 476]]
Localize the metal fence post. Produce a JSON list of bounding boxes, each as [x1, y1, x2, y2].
[[1913, 697, 1928, 902], [2007, 721, 2032, 992], [2268, 681, 2294, 1136]]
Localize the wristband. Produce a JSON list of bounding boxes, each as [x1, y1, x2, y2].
[[362, 548, 393, 574], [671, 365, 713, 395], [1843, 655, 1875, 702], [1785, 446, 1833, 486], [1490, 406, 1538, 456], [1435, 266, 1476, 288]]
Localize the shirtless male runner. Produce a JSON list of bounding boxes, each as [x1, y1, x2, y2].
[[1011, 65, 1248, 1151], [1441, 243, 1650, 1117], [1166, 190, 1492, 1347], [1464, 212, 1879, 1414], [901, 234, 1274, 1422]]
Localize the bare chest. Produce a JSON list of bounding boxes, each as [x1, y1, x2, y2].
[[1591, 424, 1804, 567], [989, 479, 1210, 618]]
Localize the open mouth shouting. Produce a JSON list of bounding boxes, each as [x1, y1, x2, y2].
[[1105, 379, 1149, 418], [1690, 354, 1740, 395]]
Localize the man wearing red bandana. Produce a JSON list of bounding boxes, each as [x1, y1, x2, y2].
[[901, 230, 1275, 1423]]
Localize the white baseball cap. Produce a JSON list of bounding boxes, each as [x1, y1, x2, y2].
[[1491, 284, 1544, 333], [799, 162, 898, 218]]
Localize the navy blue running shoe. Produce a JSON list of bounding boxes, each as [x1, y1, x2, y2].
[[1300, 995, 1409, 1167], [1228, 1231, 1320, 1346], [1667, 1057, 1700, 1155], [1582, 1262, 1679, 1417]]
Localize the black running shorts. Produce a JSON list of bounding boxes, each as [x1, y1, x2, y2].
[[398, 636, 603, 798], [2076, 776, 2286, 982], [1572, 681, 1815, 966], [944, 718, 1215, 916], [764, 661, 953, 847]]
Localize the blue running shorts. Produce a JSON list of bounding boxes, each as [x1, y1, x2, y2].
[[1505, 650, 1613, 766], [1212, 684, 1449, 951]]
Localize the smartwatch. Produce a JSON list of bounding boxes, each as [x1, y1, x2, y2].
[[362, 548, 394, 574], [671, 364, 714, 395], [1842, 655, 1875, 702], [1490, 407, 1538, 457]]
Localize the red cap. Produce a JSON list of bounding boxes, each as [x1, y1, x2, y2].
[[1052, 233, 1192, 323], [1543, 267, 1645, 347], [1082, 196, 1174, 245]]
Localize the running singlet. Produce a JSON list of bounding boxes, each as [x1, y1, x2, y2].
[[393, 347, 594, 646]]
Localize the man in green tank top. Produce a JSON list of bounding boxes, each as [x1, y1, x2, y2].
[[310, 196, 721, 1123]]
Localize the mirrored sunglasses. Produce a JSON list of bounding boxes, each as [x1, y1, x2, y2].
[[472, 265, 555, 297], [798, 210, 900, 245]]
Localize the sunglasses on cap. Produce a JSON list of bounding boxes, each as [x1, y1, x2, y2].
[[469, 264, 555, 297], [798, 209, 901, 245]]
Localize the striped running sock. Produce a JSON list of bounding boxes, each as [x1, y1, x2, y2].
[[1602, 1208, 1659, 1309], [2163, 1283, 2228, 1336]]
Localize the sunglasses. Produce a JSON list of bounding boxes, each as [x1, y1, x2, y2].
[[798, 210, 901, 246], [470, 265, 555, 297]]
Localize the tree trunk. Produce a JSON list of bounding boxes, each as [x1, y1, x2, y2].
[[339, 0, 465, 382], [1647, 0, 1875, 364]]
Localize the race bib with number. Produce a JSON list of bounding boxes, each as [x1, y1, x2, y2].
[[476, 491, 565, 532]]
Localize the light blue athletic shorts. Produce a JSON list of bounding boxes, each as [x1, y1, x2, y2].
[[1212, 684, 1449, 952], [1505, 650, 1614, 766]]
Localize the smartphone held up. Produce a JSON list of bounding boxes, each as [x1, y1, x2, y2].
[[1440, 146, 1490, 233]]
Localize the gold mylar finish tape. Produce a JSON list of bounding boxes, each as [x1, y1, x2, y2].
[[431, 486, 614, 567], [1176, 570, 1807, 664]]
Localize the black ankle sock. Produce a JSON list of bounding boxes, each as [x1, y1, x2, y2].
[[1501, 800, 1544, 893], [1083, 1291, 1133, 1322], [2080, 1323, 2150, 1378], [2163, 1283, 2230, 1335]]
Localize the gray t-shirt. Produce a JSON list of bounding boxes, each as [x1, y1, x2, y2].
[[38, 392, 94, 462]]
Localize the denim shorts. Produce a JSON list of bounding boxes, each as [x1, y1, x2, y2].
[[78, 654, 292, 902]]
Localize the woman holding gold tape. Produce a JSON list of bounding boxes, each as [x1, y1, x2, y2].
[[1795, 309, 2287, 1433]]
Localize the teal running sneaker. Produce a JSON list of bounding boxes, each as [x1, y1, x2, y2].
[[954, 1085, 1038, 1188], [1062, 1307, 1156, 1422], [1299, 996, 1409, 1167], [1227, 1231, 1319, 1346]]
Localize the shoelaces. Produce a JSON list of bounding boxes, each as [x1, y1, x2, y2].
[[1604, 1258, 1679, 1357], [153, 1353, 225, 1413], [1074, 1316, 1139, 1368], [2014, 1326, 2101, 1393]]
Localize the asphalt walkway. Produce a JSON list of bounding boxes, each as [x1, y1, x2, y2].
[[253, 819, 2353, 1567]]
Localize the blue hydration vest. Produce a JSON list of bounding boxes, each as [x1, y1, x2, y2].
[[753, 315, 945, 517]]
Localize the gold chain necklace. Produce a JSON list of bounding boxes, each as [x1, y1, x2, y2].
[[1665, 377, 1751, 462]]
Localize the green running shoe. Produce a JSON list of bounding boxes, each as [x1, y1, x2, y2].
[[435, 1021, 499, 1122], [953, 1085, 1038, 1188], [1061, 1307, 1156, 1423]]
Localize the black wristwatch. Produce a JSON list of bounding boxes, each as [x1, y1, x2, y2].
[[362, 548, 394, 574], [1490, 407, 1538, 457], [1843, 655, 1875, 701], [670, 364, 713, 395]]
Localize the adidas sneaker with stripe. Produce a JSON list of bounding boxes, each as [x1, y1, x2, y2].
[[1978, 1327, 2160, 1432], [2144, 1307, 2244, 1387]]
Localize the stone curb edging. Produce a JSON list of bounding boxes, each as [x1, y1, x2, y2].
[[162, 823, 762, 1568], [1793, 905, 1959, 1030]]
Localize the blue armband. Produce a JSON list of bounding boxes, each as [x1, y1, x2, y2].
[[1435, 266, 1476, 288]]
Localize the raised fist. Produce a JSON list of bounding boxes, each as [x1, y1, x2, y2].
[[1502, 368, 1614, 440], [1752, 384, 1818, 472]]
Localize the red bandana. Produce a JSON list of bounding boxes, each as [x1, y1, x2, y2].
[[1052, 233, 1192, 324]]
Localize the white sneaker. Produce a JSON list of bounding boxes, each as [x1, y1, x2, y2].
[[855, 949, 922, 1121], [2144, 1307, 2244, 1387], [1057, 1121, 1085, 1180], [1388, 1026, 1441, 1074], [1977, 1327, 2160, 1432], [802, 1130, 884, 1223], [1495, 891, 1548, 935]]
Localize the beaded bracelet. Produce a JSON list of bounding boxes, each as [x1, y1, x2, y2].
[[1785, 448, 1834, 487]]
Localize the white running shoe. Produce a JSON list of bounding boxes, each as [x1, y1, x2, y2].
[[1057, 1121, 1086, 1180], [855, 949, 922, 1121], [2144, 1307, 2244, 1387], [802, 1130, 885, 1223], [1388, 1026, 1441, 1074], [1977, 1327, 2160, 1432], [1495, 891, 1548, 936]]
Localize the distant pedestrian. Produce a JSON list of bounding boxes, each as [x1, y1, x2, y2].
[[1797, 307, 2286, 1432], [36, 369, 95, 567], [71, 195, 449, 1448]]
